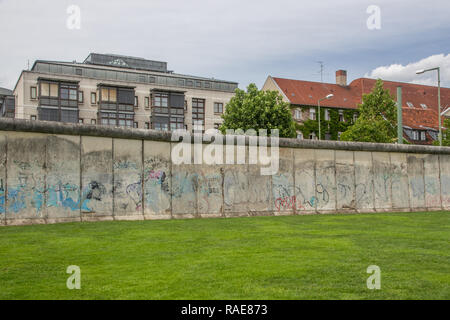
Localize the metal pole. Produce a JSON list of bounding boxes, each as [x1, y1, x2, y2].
[[438, 68, 442, 146], [397, 86, 403, 144]]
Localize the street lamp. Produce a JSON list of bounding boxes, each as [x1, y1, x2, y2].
[[318, 94, 334, 140], [416, 67, 441, 146]]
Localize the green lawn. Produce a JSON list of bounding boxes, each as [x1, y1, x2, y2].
[[0, 211, 449, 300]]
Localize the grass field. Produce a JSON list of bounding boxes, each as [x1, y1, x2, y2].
[[0, 211, 449, 300]]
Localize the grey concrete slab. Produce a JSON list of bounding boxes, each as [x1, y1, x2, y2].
[[46, 135, 82, 224], [315, 149, 336, 213], [294, 148, 316, 214], [6, 132, 47, 225], [113, 138, 144, 221], [407, 155, 426, 211], [372, 152, 392, 212], [354, 151, 375, 212], [80, 136, 114, 222], [336, 150, 356, 212], [143, 140, 171, 220], [390, 153, 410, 211]]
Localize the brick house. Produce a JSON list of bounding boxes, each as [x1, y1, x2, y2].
[[263, 70, 450, 145]]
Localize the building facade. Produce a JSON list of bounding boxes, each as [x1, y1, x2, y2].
[[263, 70, 450, 145], [0, 87, 15, 119], [12, 53, 238, 132]]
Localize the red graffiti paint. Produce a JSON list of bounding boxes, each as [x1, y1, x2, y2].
[[275, 196, 297, 211]]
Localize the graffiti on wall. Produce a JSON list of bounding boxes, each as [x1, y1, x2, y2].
[[144, 157, 170, 213], [81, 181, 107, 212], [8, 161, 45, 215], [0, 178, 4, 214], [47, 182, 80, 211]]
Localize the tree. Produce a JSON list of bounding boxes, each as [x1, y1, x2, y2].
[[433, 118, 450, 146], [341, 79, 398, 143], [220, 83, 296, 138]]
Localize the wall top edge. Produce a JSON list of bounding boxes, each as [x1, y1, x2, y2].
[[1, 118, 449, 155]]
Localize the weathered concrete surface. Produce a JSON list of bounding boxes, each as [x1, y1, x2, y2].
[[424, 155, 441, 210], [294, 149, 316, 214], [336, 150, 355, 212], [440, 154, 450, 209], [372, 152, 392, 212], [390, 153, 410, 211], [143, 141, 171, 220], [113, 139, 143, 221], [272, 148, 294, 216], [315, 149, 336, 213], [1, 119, 450, 226], [407, 154, 426, 211], [46, 135, 81, 223], [81, 136, 114, 222], [354, 152, 374, 212], [6, 132, 47, 225], [0, 135, 6, 225]]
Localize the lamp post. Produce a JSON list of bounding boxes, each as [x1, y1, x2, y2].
[[318, 94, 334, 140], [416, 67, 441, 146]]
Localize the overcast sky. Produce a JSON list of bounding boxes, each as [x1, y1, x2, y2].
[[0, 0, 449, 90]]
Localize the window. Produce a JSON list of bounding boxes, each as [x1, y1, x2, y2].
[[99, 86, 135, 128], [192, 98, 205, 132], [324, 109, 330, 121], [412, 131, 419, 140], [153, 93, 169, 108], [38, 81, 79, 123], [91, 92, 97, 104], [339, 110, 344, 122], [78, 91, 84, 103], [30, 86, 37, 99], [145, 122, 150, 129], [309, 108, 316, 120], [79, 119, 84, 124], [309, 132, 317, 140], [420, 104, 428, 110], [214, 102, 223, 114], [151, 91, 185, 132], [421, 131, 426, 141], [134, 96, 138, 108], [407, 102, 414, 108], [40, 82, 59, 97], [297, 132, 303, 140], [133, 122, 138, 128], [184, 100, 188, 111], [353, 113, 358, 123], [91, 119, 96, 125], [31, 115, 36, 121], [145, 97, 150, 109], [101, 88, 117, 102], [294, 109, 302, 120], [75, 68, 82, 76]]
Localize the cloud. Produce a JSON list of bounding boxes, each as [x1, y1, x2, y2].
[[365, 54, 450, 87]]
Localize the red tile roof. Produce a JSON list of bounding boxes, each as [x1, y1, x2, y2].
[[273, 76, 450, 132]]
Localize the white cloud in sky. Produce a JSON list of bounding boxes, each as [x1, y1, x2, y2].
[[365, 54, 450, 87]]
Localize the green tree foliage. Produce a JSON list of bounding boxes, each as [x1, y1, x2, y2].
[[220, 84, 296, 138], [433, 118, 450, 146], [341, 79, 398, 143]]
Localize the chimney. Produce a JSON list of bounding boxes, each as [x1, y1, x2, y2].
[[336, 70, 347, 86]]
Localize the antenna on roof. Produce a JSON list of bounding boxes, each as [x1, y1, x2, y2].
[[316, 61, 324, 82]]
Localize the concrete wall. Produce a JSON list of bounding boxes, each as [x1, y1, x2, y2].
[[1, 119, 449, 226]]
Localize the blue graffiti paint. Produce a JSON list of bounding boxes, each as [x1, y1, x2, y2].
[[47, 183, 80, 211], [8, 188, 27, 213]]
